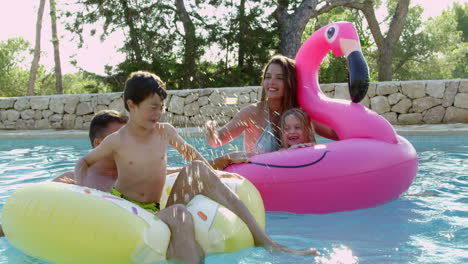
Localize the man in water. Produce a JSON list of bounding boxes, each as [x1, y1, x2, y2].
[[0, 110, 127, 237], [53, 109, 128, 191], [0, 109, 251, 237]]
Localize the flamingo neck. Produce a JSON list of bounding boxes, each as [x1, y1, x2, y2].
[[295, 23, 398, 143], [296, 37, 331, 108]]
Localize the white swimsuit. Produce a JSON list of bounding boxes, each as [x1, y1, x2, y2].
[[253, 119, 280, 153]]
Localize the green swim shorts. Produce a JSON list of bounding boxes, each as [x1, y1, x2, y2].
[[109, 188, 160, 214]]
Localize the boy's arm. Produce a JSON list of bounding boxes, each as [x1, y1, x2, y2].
[[75, 134, 116, 185], [208, 151, 254, 170], [165, 124, 211, 167]]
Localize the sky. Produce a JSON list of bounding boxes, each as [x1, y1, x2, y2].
[[0, 0, 465, 75]]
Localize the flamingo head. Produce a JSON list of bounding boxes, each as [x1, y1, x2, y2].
[[297, 21, 369, 103], [296, 22, 397, 144]]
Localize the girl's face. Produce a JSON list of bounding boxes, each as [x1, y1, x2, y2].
[[263, 63, 285, 100], [128, 93, 165, 130], [282, 114, 309, 147]]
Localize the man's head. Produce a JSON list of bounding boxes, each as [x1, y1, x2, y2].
[[123, 71, 167, 111], [89, 110, 128, 147]]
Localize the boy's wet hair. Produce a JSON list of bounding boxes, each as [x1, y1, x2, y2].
[[89, 110, 128, 146], [260, 55, 299, 110], [280, 108, 316, 147], [123, 71, 167, 111]]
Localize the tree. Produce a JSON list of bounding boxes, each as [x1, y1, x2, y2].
[[50, 0, 64, 94], [304, 7, 375, 83], [345, 0, 410, 81], [194, 1, 278, 86], [275, 0, 320, 58], [65, 0, 193, 90], [28, 0, 47, 96], [419, 4, 467, 79], [391, 5, 432, 80], [175, 0, 201, 89], [0, 38, 31, 97], [273, 0, 366, 58], [452, 2, 468, 78], [453, 2, 468, 42]]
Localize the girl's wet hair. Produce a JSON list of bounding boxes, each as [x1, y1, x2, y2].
[[280, 108, 316, 148], [123, 71, 167, 111], [260, 55, 299, 110]]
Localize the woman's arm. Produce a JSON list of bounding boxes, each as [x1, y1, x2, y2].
[[205, 105, 255, 148], [312, 119, 339, 141]]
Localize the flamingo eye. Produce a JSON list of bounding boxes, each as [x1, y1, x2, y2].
[[325, 25, 339, 43]]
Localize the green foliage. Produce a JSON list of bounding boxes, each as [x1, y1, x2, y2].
[[398, 3, 467, 80], [453, 2, 468, 42], [0, 37, 30, 97], [49, 0, 467, 93], [391, 5, 432, 80], [62, 72, 113, 94], [0, 37, 112, 96], [303, 7, 377, 83], [201, 1, 278, 87]]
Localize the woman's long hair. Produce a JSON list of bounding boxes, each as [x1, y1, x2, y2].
[[260, 55, 299, 111]]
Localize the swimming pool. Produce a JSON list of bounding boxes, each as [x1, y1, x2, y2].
[[0, 135, 466, 263]]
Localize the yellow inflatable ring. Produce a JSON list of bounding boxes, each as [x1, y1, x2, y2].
[[2, 176, 265, 263]]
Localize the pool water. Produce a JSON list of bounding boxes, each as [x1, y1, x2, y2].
[[0, 135, 466, 264]]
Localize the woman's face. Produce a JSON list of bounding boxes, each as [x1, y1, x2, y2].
[[263, 63, 285, 100], [282, 114, 309, 147]]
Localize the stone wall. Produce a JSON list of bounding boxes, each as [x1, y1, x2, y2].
[[0, 79, 467, 130]]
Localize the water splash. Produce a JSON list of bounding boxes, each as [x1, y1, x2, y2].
[[315, 245, 358, 264]]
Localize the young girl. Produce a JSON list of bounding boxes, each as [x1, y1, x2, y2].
[[280, 108, 317, 149]]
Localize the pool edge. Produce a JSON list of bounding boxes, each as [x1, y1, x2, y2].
[[0, 123, 467, 139]]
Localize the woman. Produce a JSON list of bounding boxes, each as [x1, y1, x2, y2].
[[206, 55, 337, 152]]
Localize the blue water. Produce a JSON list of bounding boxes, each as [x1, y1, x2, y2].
[[0, 135, 466, 264]]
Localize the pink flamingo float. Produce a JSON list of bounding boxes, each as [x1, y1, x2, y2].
[[225, 22, 418, 214]]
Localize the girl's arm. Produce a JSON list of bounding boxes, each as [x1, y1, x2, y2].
[[75, 134, 116, 185], [205, 105, 254, 147]]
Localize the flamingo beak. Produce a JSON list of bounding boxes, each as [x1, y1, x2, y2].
[[347, 50, 369, 103]]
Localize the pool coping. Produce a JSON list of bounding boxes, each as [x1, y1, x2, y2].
[[0, 123, 467, 139]]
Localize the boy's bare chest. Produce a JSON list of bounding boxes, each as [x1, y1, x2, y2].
[[116, 137, 167, 171]]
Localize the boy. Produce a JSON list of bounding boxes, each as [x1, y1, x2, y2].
[[75, 71, 318, 263], [53, 109, 128, 191], [54, 109, 248, 190]]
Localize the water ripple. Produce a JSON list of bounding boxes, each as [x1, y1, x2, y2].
[[0, 135, 466, 264]]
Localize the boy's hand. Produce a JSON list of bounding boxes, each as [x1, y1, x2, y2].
[[205, 120, 218, 138], [217, 171, 243, 180], [205, 120, 217, 132], [289, 143, 315, 149], [205, 120, 222, 146], [166, 167, 182, 175], [225, 151, 255, 164], [57, 176, 78, 185], [210, 151, 255, 170]]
